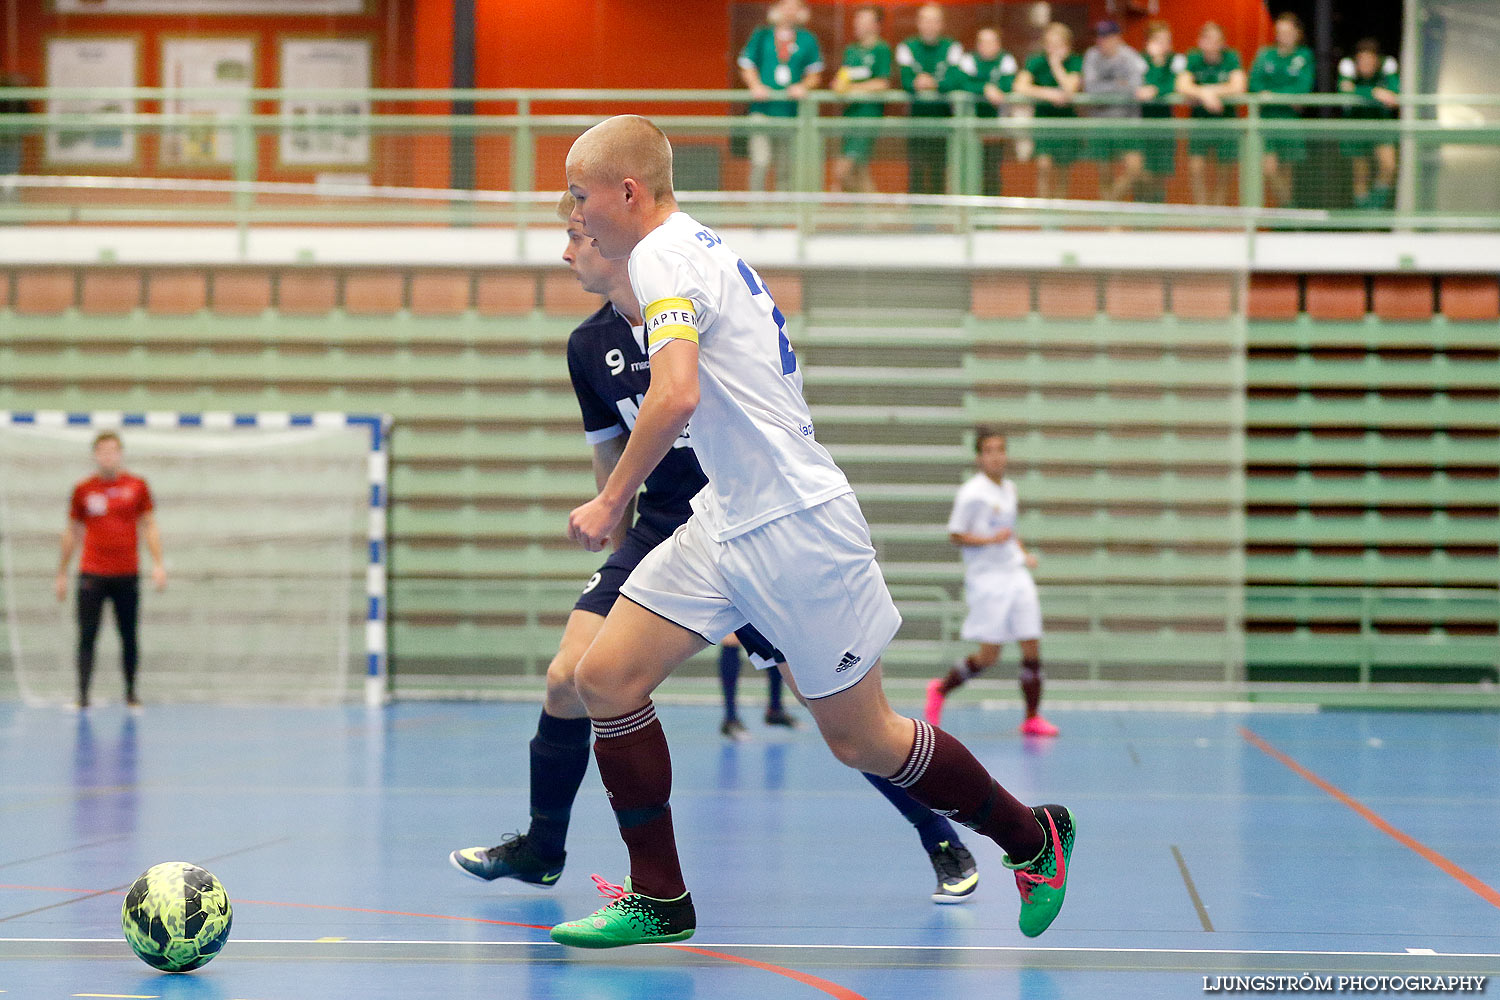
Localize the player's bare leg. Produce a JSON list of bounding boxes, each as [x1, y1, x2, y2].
[[449, 610, 601, 885], [1188, 153, 1210, 205], [544, 610, 600, 718], [1206, 156, 1230, 206], [832, 155, 855, 192], [550, 598, 707, 948], [1351, 155, 1372, 208], [926, 642, 1000, 726], [1263, 152, 1292, 207], [1034, 154, 1056, 199], [1105, 150, 1145, 202]]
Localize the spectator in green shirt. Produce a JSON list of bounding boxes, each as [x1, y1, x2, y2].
[[738, 0, 823, 192], [951, 27, 1018, 196], [896, 2, 965, 194], [1339, 37, 1400, 209], [1249, 12, 1315, 207], [1015, 21, 1082, 200], [831, 4, 893, 194], [1136, 21, 1186, 203], [1176, 21, 1246, 206]]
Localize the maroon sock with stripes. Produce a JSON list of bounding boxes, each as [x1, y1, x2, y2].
[[888, 719, 1045, 862], [1019, 657, 1043, 718], [939, 655, 989, 695], [591, 702, 687, 900]]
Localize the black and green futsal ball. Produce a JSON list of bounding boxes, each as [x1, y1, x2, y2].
[[121, 862, 233, 972]]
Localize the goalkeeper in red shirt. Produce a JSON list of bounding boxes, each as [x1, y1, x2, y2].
[[55, 432, 167, 708]]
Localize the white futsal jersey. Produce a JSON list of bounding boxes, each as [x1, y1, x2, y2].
[[630, 211, 852, 540], [948, 473, 1026, 584]]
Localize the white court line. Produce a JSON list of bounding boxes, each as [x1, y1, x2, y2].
[[3, 937, 1498, 958]]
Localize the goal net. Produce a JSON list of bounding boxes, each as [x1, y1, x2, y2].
[[0, 411, 388, 706]]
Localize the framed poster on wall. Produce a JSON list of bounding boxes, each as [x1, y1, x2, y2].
[[53, 1, 366, 12], [160, 38, 256, 168], [45, 37, 139, 166], [278, 38, 372, 167]]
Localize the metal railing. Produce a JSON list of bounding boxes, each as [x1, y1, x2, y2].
[[1248, 586, 1500, 687], [3, 87, 1499, 239]]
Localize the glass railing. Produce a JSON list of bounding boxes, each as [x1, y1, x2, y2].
[[1, 87, 1497, 236]]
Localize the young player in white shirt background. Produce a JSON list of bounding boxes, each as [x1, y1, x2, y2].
[[925, 428, 1057, 737], [548, 114, 1074, 949]]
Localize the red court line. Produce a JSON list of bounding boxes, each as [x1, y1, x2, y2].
[[1240, 726, 1500, 911], [670, 945, 867, 1000], [1, 883, 867, 999]]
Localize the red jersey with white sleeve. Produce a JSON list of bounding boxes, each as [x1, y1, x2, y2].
[[69, 473, 154, 576]]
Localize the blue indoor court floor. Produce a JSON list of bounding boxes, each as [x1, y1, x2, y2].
[[1, 698, 1497, 999]]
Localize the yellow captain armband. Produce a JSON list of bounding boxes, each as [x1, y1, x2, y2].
[[645, 297, 699, 348]]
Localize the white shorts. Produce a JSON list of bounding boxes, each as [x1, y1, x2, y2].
[[960, 569, 1043, 645], [620, 492, 903, 700]]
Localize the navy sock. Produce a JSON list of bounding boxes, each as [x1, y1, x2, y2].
[[525, 709, 592, 862], [861, 771, 963, 855], [767, 666, 784, 713], [718, 644, 740, 722]]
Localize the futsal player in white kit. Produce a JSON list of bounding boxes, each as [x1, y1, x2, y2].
[[547, 114, 1074, 949], [924, 427, 1057, 736]]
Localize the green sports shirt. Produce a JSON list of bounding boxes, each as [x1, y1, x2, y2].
[[1249, 45, 1314, 118], [1184, 48, 1243, 118], [897, 35, 965, 114], [1024, 52, 1083, 119], [1142, 51, 1186, 118], [738, 25, 824, 117], [1339, 55, 1400, 119], [949, 50, 1019, 119], [840, 40, 893, 118]]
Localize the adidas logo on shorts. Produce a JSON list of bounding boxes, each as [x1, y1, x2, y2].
[[835, 651, 862, 673]]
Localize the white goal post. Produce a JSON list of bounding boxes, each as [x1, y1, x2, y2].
[[0, 410, 389, 707]]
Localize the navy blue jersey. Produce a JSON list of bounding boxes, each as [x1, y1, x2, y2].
[[565, 303, 706, 531]]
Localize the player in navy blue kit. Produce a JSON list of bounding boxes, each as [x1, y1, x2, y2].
[[449, 193, 979, 903]]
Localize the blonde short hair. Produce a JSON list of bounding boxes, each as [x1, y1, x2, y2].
[[567, 115, 675, 201], [556, 191, 576, 222]]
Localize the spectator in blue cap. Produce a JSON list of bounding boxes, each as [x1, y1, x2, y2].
[[1083, 19, 1148, 202]]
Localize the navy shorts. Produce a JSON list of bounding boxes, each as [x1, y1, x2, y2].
[[573, 516, 785, 669]]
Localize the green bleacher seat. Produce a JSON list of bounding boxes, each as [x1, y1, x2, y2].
[[1246, 431, 1499, 469], [1248, 355, 1500, 391], [1248, 316, 1500, 350], [1245, 471, 1498, 506], [7, 296, 1490, 685], [1247, 392, 1497, 430]]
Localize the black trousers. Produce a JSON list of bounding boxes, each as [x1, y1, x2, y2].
[[981, 139, 1005, 197], [907, 134, 948, 194], [76, 573, 139, 700], [908, 106, 952, 195]]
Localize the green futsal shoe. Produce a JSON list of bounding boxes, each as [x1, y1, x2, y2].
[[550, 875, 695, 949], [1003, 804, 1076, 938]]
